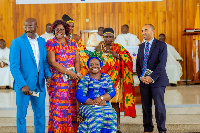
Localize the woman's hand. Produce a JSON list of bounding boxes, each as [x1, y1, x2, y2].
[[93, 98, 106, 106], [93, 96, 107, 106], [93, 97, 102, 105], [110, 51, 120, 58], [99, 100, 107, 106], [84, 98, 95, 105], [67, 70, 79, 80]]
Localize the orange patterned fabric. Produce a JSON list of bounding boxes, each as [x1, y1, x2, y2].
[[97, 43, 136, 117], [76, 38, 89, 78]]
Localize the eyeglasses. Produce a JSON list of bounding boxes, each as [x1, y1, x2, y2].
[[159, 37, 165, 39], [23, 26, 35, 29], [55, 28, 65, 32]]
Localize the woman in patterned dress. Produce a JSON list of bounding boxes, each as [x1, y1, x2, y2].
[[62, 14, 89, 78], [46, 20, 81, 133], [76, 57, 117, 133], [95, 28, 136, 133]]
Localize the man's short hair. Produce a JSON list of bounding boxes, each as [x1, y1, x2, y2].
[[25, 18, 37, 25], [98, 27, 104, 31], [0, 39, 5, 43], [46, 23, 52, 27], [144, 24, 155, 30], [159, 33, 166, 37], [122, 24, 129, 29]]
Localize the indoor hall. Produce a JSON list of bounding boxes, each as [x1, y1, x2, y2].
[[0, 0, 200, 132]]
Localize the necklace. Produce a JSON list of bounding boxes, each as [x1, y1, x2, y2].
[[102, 43, 112, 54]]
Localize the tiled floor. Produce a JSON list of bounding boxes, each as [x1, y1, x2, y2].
[[0, 85, 199, 108], [165, 85, 200, 105], [0, 85, 200, 132]]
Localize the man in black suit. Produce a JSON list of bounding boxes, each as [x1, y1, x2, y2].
[[136, 24, 169, 133]]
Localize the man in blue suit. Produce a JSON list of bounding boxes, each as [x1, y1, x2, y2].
[[136, 24, 169, 133], [10, 18, 51, 133]]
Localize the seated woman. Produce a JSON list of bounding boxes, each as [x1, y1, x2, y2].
[[76, 57, 117, 133]]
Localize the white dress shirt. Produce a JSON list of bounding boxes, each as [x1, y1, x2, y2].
[[28, 34, 40, 71], [144, 38, 154, 55]]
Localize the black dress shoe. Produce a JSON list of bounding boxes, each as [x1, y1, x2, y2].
[[117, 130, 122, 133], [170, 83, 177, 86], [5, 86, 10, 89]]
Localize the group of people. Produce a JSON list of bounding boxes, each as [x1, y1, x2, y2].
[[39, 17, 183, 87], [9, 15, 135, 133], [86, 24, 141, 47], [6, 14, 182, 133], [86, 24, 183, 87]]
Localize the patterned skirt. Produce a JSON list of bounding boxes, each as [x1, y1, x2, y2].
[[110, 78, 124, 103], [77, 105, 117, 133], [48, 78, 78, 133]]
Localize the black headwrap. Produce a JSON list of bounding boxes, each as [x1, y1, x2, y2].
[[103, 28, 114, 35], [62, 14, 74, 23]]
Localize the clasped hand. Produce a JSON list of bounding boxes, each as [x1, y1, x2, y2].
[[21, 85, 31, 95], [46, 76, 51, 87], [0, 61, 7, 68], [141, 76, 153, 84], [110, 51, 120, 58], [93, 97, 106, 106], [68, 70, 80, 80]]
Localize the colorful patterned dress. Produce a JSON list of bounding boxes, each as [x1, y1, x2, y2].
[[70, 34, 89, 78], [95, 43, 136, 117], [76, 38, 89, 77], [76, 73, 117, 133], [46, 38, 78, 133]]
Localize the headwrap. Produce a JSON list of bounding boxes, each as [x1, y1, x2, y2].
[[62, 14, 74, 23], [103, 28, 114, 36], [87, 57, 103, 68]]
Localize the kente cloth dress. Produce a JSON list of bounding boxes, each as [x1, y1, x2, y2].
[[46, 38, 78, 133], [76, 73, 117, 133], [95, 43, 136, 117]]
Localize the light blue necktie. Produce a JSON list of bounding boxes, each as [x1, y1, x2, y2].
[[143, 42, 150, 71]]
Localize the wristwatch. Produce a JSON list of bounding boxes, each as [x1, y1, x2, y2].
[[101, 96, 104, 100]]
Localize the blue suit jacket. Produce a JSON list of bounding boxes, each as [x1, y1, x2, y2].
[[136, 38, 169, 87], [10, 33, 51, 92]]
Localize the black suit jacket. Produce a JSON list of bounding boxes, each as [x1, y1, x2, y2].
[[136, 38, 169, 87]]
